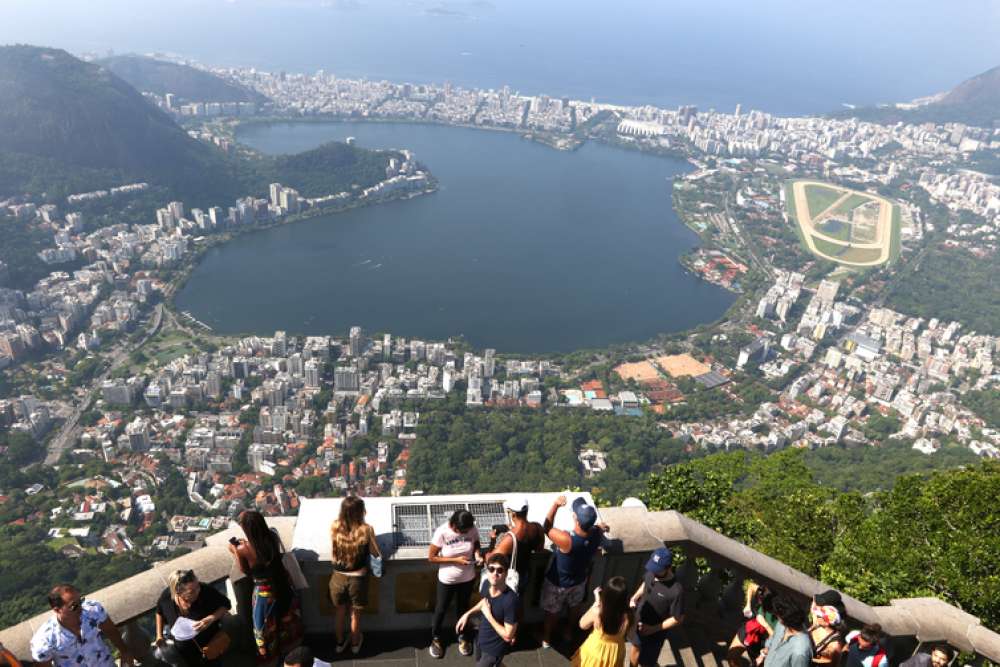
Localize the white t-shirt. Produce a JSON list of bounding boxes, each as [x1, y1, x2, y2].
[[431, 523, 480, 584]]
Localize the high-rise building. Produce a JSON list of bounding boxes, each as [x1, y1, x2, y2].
[[349, 326, 364, 358], [304, 360, 321, 388], [334, 366, 360, 393], [168, 201, 185, 221], [484, 349, 496, 378], [272, 331, 287, 357]]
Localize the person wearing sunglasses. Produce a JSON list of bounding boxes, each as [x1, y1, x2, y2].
[[456, 553, 519, 667], [29, 584, 135, 667], [154, 569, 232, 666]]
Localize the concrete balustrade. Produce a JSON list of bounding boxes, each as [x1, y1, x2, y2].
[[1, 506, 997, 664]]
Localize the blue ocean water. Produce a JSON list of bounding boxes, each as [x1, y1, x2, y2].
[[4, 0, 1000, 115]]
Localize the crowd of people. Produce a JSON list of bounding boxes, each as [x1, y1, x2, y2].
[[4, 498, 959, 667]]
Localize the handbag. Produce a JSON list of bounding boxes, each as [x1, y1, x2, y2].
[[482, 531, 519, 591], [282, 551, 309, 590], [368, 526, 384, 578], [197, 628, 231, 660]]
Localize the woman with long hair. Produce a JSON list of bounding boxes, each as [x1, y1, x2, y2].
[[154, 569, 232, 666], [329, 496, 381, 655], [229, 510, 294, 663], [571, 576, 631, 667]]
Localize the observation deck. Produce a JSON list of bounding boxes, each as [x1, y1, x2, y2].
[[1, 492, 998, 666]]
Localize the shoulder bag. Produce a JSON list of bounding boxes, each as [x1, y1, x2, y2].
[[368, 525, 383, 578], [482, 531, 519, 591]]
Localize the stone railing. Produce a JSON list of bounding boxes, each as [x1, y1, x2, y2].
[[1, 507, 997, 665]]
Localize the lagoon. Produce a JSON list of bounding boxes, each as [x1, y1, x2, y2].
[[174, 122, 735, 353]]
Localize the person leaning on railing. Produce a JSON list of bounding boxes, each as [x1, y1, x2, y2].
[[0, 641, 23, 667], [153, 569, 232, 666], [29, 584, 135, 667]]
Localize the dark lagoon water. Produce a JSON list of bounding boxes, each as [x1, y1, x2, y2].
[[174, 122, 735, 352]]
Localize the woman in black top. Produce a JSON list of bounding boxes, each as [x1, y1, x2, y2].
[[229, 510, 295, 662], [155, 569, 231, 666]]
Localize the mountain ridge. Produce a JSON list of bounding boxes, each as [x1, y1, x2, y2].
[[98, 54, 267, 104]]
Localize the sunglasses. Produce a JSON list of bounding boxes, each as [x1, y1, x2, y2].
[[65, 598, 85, 612], [178, 570, 197, 584], [487, 566, 506, 574]]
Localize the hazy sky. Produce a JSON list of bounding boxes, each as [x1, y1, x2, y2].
[[4, 0, 1000, 113]]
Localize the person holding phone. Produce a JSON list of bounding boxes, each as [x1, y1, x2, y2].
[[428, 509, 481, 659], [329, 496, 381, 655]]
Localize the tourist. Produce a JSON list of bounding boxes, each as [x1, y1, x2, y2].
[[284, 646, 333, 667], [456, 553, 519, 667], [329, 495, 381, 655], [628, 548, 685, 667], [0, 641, 22, 667], [757, 595, 811, 667], [487, 496, 545, 598], [229, 510, 295, 663], [541, 495, 607, 648], [844, 624, 889, 667], [29, 583, 135, 667], [428, 509, 481, 659], [572, 576, 631, 667], [725, 582, 775, 667], [900, 644, 954, 667], [808, 591, 846, 667], [154, 569, 232, 667]]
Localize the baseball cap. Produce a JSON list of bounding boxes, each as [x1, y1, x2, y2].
[[571, 497, 598, 530], [814, 589, 843, 608], [645, 547, 673, 572], [504, 495, 529, 514]]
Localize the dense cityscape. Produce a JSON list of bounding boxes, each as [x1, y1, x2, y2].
[[0, 19, 999, 667]]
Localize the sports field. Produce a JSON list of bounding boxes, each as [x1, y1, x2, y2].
[[786, 180, 899, 268]]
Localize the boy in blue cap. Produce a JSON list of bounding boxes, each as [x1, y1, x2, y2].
[[628, 547, 686, 667], [540, 495, 608, 648]]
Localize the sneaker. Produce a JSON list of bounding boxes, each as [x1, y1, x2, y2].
[[336, 637, 350, 654], [351, 633, 364, 655], [429, 638, 444, 659], [459, 638, 473, 656]]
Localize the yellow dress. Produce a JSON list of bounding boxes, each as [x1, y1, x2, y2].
[[572, 619, 628, 667]]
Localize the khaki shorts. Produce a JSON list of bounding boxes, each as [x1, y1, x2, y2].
[[329, 571, 369, 609]]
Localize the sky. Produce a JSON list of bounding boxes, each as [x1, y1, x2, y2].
[[3, 0, 1000, 114]]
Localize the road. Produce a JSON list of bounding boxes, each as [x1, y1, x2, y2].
[[42, 304, 163, 465]]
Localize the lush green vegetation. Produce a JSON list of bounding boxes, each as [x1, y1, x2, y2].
[[887, 246, 1000, 335], [961, 389, 1000, 429], [803, 439, 979, 492], [99, 55, 265, 103], [405, 388, 690, 502], [643, 450, 1000, 627]]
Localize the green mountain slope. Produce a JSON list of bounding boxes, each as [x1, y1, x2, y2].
[[98, 54, 266, 104], [0, 45, 239, 203], [832, 64, 1000, 127]]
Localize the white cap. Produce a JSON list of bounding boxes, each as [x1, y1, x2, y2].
[[503, 495, 529, 514]]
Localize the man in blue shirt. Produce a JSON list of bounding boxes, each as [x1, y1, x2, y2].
[[456, 553, 519, 667], [540, 495, 607, 649]]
